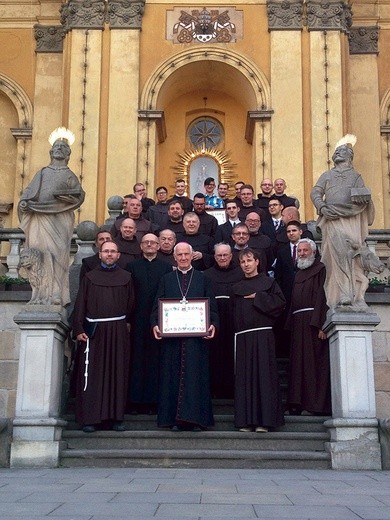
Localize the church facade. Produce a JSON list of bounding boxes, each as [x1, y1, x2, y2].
[[0, 0, 389, 229]]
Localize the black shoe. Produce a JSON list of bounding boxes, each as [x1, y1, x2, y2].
[[112, 421, 126, 432], [82, 425, 96, 433]]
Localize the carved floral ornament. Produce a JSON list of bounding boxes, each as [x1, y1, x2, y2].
[[60, 0, 145, 31], [349, 26, 379, 55], [267, 0, 352, 32], [34, 25, 65, 53]]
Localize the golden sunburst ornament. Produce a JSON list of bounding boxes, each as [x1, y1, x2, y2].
[[173, 146, 236, 190]]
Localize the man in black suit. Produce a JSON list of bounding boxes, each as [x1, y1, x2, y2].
[[261, 197, 285, 256], [215, 200, 242, 246], [273, 220, 303, 357]]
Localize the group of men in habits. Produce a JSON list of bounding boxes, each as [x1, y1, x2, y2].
[[71, 174, 333, 434]]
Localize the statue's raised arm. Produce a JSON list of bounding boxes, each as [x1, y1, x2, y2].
[[18, 128, 85, 306], [310, 135, 382, 310]]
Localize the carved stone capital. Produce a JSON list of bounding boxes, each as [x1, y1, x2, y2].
[[307, 0, 352, 32], [34, 25, 65, 53], [349, 26, 379, 55], [267, 0, 303, 31], [108, 0, 146, 29], [60, 0, 106, 32]]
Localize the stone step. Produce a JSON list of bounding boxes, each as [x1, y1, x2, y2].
[[63, 414, 329, 433], [60, 448, 331, 469], [62, 429, 329, 452]]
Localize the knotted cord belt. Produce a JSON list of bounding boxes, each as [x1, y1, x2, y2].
[[83, 315, 126, 391]]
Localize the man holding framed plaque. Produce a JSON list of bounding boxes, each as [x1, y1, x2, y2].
[[151, 242, 219, 431]]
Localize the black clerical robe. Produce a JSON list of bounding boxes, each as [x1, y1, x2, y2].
[[203, 263, 244, 398], [73, 266, 135, 426], [286, 259, 331, 415], [232, 274, 285, 429], [126, 257, 172, 406], [151, 269, 219, 428]]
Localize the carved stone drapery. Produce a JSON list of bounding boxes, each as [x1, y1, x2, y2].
[[267, 0, 303, 31], [34, 25, 65, 53], [307, 0, 352, 32], [60, 0, 106, 31], [108, 1, 145, 29], [349, 26, 379, 55]]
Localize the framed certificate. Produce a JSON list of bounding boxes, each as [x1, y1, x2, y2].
[[158, 298, 210, 337]]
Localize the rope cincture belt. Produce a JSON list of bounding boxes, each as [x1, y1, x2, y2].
[[83, 315, 126, 391], [292, 307, 314, 315], [215, 295, 229, 299], [234, 327, 272, 373]]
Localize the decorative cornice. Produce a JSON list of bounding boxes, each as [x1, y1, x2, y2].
[[138, 110, 166, 143], [34, 25, 65, 53], [10, 128, 33, 140], [60, 0, 106, 32], [245, 110, 274, 144], [267, 0, 304, 31], [307, 0, 352, 32], [349, 26, 379, 55], [108, 0, 145, 29]]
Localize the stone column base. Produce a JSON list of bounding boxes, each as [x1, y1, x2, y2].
[[11, 418, 67, 468], [324, 418, 382, 470]]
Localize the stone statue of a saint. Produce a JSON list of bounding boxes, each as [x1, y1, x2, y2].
[[18, 129, 85, 306], [311, 135, 383, 310]]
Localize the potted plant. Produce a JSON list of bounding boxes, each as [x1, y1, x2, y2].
[[367, 276, 387, 293], [0, 275, 31, 292]]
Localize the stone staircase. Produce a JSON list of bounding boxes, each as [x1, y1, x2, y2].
[[60, 401, 331, 469]]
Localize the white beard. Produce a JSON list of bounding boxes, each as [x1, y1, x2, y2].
[[297, 256, 315, 270]]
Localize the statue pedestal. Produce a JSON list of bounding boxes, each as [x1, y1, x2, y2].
[[10, 307, 69, 468], [323, 309, 382, 470]]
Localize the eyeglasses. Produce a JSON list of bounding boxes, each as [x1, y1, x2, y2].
[[142, 240, 159, 245], [215, 253, 231, 258], [233, 232, 249, 236], [246, 219, 260, 223]]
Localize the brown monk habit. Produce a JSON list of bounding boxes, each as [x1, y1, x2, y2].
[[73, 266, 135, 426], [286, 259, 331, 415], [232, 274, 285, 429]]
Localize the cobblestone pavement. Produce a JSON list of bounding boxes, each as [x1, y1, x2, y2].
[[0, 468, 389, 519]]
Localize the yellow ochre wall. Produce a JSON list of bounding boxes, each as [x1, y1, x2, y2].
[[0, 0, 389, 228]]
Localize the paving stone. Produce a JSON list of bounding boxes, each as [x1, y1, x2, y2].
[[18, 491, 117, 503], [111, 491, 201, 503], [201, 492, 291, 505], [155, 503, 257, 517], [348, 506, 390, 519], [49, 502, 158, 516], [252, 504, 361, 518]]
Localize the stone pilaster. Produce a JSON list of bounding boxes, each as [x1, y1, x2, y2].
[[269, 30, 305, 211], [106, 30, 141, 198], [323, 310, 382, 470], [11, 308, 69, 468]]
